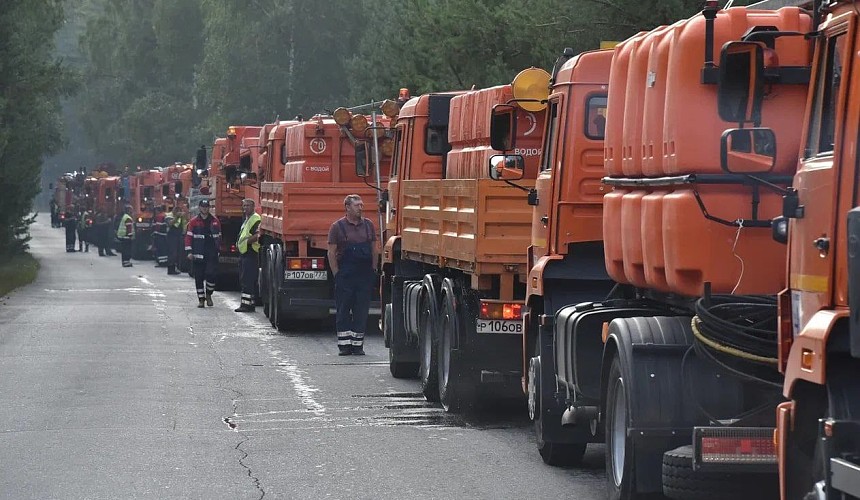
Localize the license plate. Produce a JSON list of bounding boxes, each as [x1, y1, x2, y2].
[[476, 319, 522, 334], [284, 270, 327, 280], [219, 256, 239, 264]]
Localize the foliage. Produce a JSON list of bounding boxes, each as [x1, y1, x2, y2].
[[0, 0, 74, 256], [66, 0, 766, 171], [0, 251, 40, 298]]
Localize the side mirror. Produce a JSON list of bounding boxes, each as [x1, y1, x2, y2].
[[355, 143, 369, 178], [489, 154, 525, 181], [720, 128, 776, 174], [718, 41, 765, 125], [162, 185, 170, 197], [490, 104, 517, 152], [175, 181, 183, 195], [239, 155, 252, 172]]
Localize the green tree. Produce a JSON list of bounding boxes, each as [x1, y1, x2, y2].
[[0, 0, 74, 254], [78, 0, 204, 166]]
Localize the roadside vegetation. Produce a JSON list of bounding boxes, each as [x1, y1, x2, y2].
[[0, 253, 39, 298]]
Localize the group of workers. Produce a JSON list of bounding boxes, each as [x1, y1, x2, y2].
[[56, 195, 377, 355]]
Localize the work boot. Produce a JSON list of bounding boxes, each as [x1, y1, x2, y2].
[[206, 294, 214, 307], [234, 305, 255, 313], [167, 265, 180, 275], [198, 298, 206, 308], [338, 345, 352, 356], [351, 346, 365, 356]]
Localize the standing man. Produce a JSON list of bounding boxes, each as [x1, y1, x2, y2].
[[116, 204, 135, 267], [151, 206, 168, 267], [164, 205, 181, 275], [235, 199, 261, 312], [185, 199, 221, 308], [77, 209, 91, 252], [327, 194, 377, 356], [63, 210, 78, 252]]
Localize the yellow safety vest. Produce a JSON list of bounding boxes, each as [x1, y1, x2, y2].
[[238, 213, 261, 254], [116, 213, 134, 239]]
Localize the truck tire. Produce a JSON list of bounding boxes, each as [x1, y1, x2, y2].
[[261, 247, 271, 318], [438, 279, 468, 412], [606, 353, 635, 500], [662, 446, 777, 500], [269, 245, 281, 329], [530, 352, 587, 466], [419, 286, 440, 401], [387, 305, 418, 378]]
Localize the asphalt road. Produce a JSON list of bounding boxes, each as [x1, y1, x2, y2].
[[0, 221, 607, 499]]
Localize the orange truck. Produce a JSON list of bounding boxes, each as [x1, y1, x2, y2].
[[202, 126, 262, 281], [258, 114, 388, 330], [494, 3, 815, 498], [490, 49, 616, 465], [128, 168, 163, 259], [728, 0, 860, 498], [380, 74, 547, 411]]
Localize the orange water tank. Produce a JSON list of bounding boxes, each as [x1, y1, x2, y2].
[[641, 23, 679, 177], [641, 190, 670, 292], [621, 32, 660, 177], [621, 191, 648, 287], [603, 189, 628, 285], [447, 85, 543, 180], [605, 32, 646, 177], [662, 7, 812, 175], [662, 186, 786, 296]]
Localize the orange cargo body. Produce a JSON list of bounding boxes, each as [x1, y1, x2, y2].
[[399, 85, 544, 291], [604, 6, 813, 297]]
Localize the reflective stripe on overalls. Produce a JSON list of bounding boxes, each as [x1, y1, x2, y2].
[[335, 219, 374, 348]]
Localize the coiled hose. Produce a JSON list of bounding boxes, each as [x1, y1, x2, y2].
[[691, 294, 782, 388]]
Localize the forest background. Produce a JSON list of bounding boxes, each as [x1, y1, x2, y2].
[[4, 0, 760, 255]]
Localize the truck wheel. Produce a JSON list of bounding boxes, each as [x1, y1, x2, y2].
[[438, 279, 467, 412], [269, 245, 281, 329], [606, 353, 635, 500], [387, 304, 417, 378], [419, 287, 440, 401], [261, 247, 271, 318], [530, 352, 586, 466], [662, 446, 776, 500]]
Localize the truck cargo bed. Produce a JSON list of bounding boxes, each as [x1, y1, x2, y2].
[[260, 182, 380, 255], [399, 178, 533, 278]]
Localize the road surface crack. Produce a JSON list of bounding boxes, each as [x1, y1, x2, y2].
[[235, 432, 265, 500]]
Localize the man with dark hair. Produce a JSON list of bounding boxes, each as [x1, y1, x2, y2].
[[235, 198, 261, 313], [116, 204, 135, 267], [185, 199, 221, 308], [327, 194, 377, 355], [151, 205, 168, 267]]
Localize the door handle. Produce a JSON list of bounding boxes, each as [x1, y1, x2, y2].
[[540, 215, 548, 226]]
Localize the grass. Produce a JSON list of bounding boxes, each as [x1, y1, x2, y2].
[[0, 252, 39, 298]]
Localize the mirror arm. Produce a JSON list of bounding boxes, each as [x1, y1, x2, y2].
[[502, 179, 530, 193], [745, 174, 789, 195], [362, 175, 383, 193]]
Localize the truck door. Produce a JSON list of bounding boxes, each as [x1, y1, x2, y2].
[[791, 14, 854, 335]]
